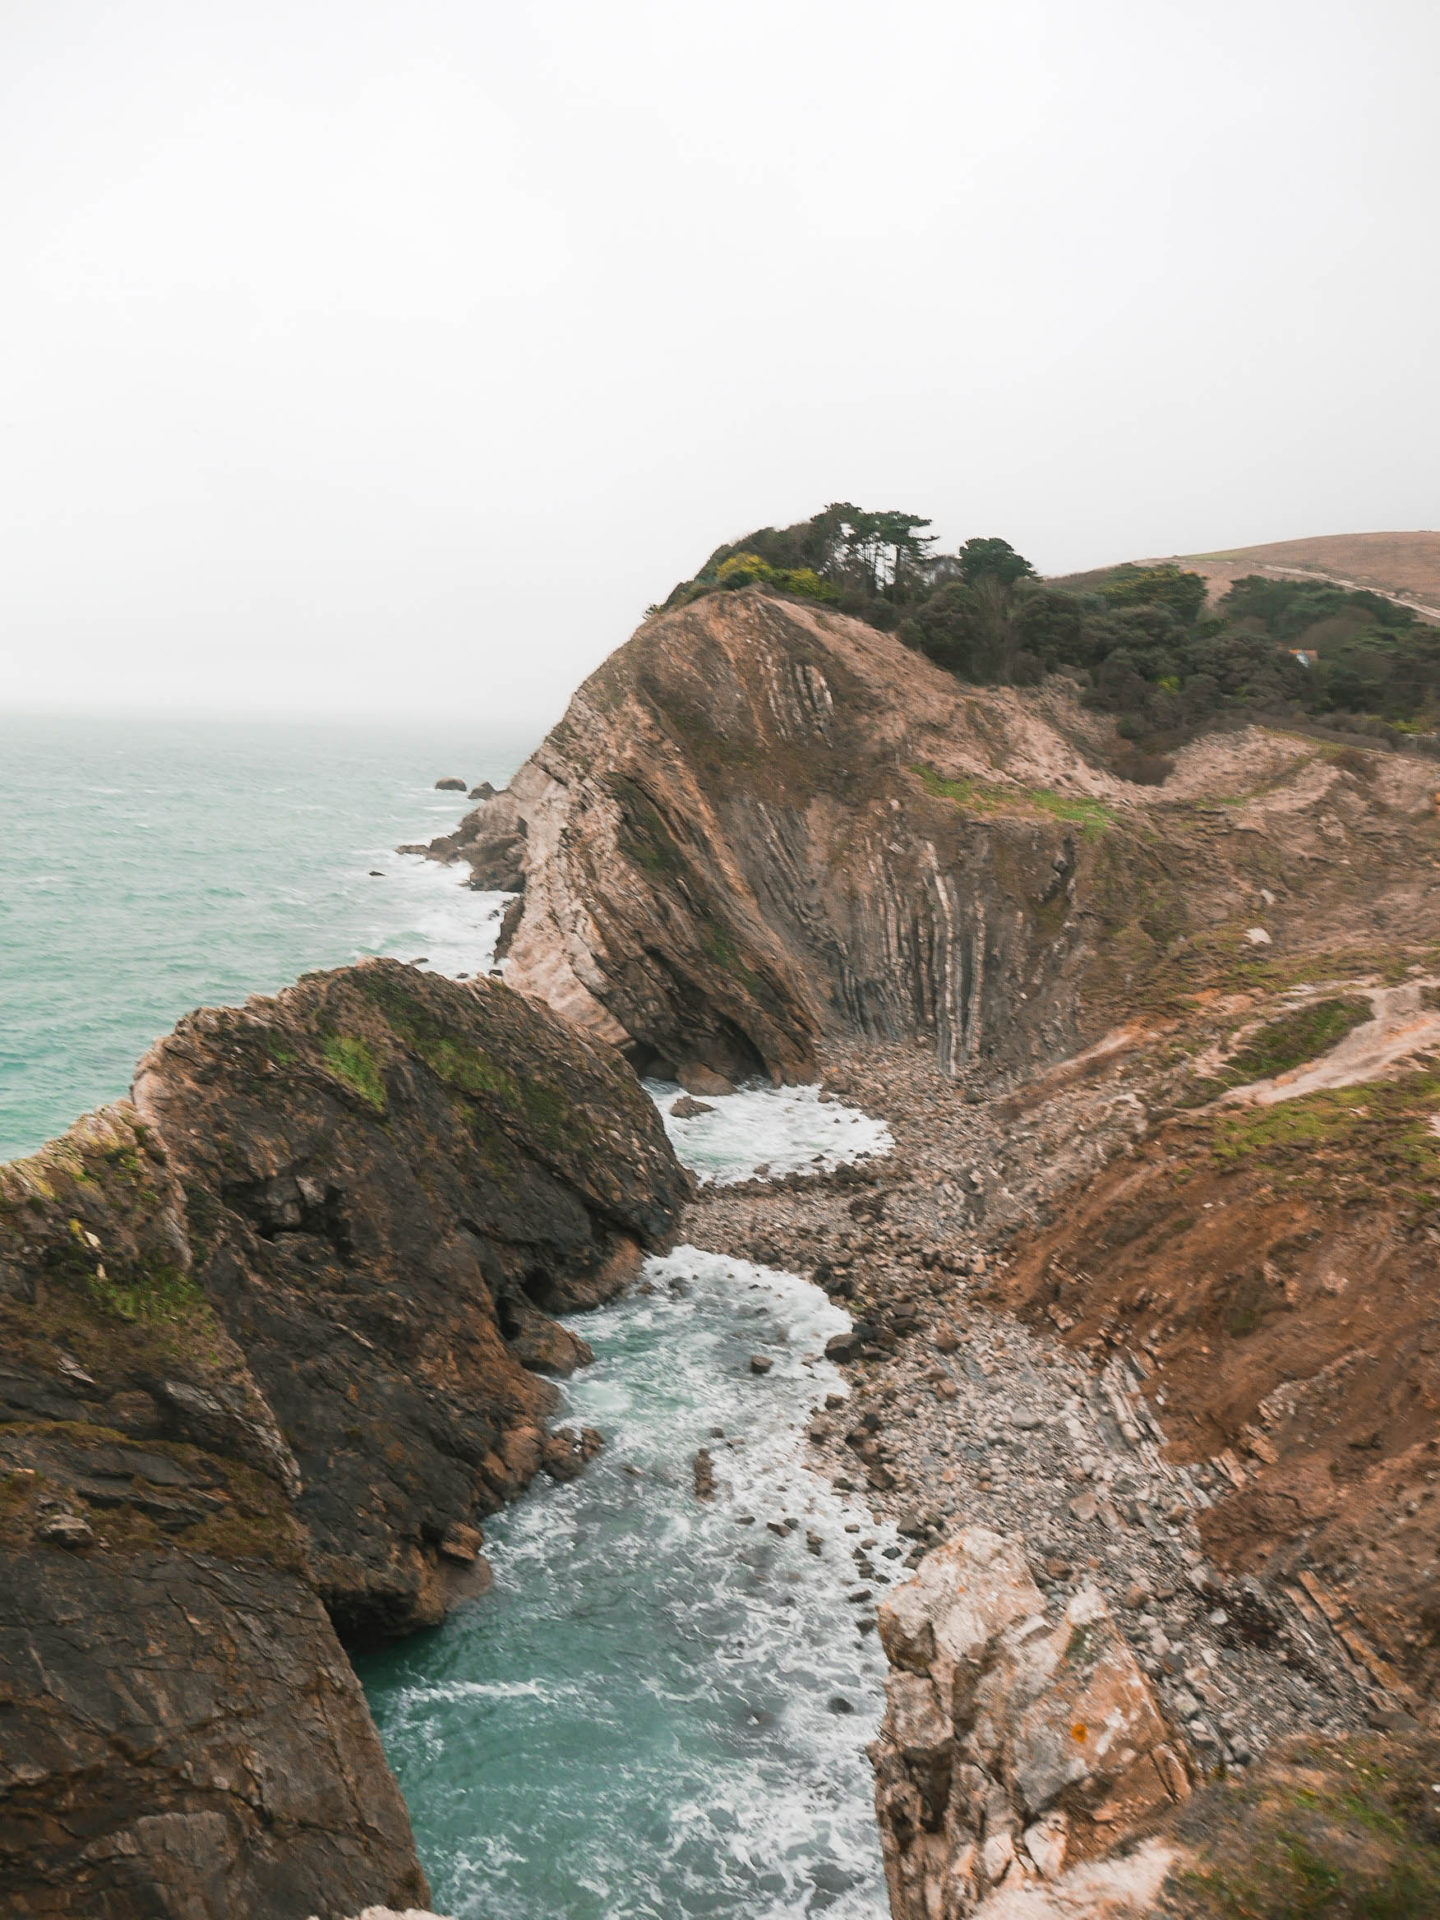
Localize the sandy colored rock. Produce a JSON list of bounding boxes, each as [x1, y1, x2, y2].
[[871, 1529, 1189, 1918]]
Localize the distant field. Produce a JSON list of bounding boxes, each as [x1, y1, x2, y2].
[[1050, 531, 1440, 617]]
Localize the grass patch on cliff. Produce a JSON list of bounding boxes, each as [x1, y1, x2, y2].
[[1187, 997, 1374, 1101], [321, 1034, 388, 1112], [86, 1257, 206, 1326], [1223, 997, 1373, 1080], [913, 763, 1114, 838], [355, 971, 580, 1151], [1171, 1733, 1440, 1919], [1208, 1070, 1440, 1217]]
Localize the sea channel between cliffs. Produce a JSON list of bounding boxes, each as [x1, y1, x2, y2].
[[358, 1084, 901, 1920]]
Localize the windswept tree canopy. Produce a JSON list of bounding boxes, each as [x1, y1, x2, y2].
[[955, 537, 1037, 589]]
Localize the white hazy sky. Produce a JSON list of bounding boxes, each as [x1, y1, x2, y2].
[[2, 0, 1437, 723]]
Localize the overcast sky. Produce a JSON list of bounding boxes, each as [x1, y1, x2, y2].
[[1, 0, 1436, 723]]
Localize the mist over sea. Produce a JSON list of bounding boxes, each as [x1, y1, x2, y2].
[[0, 712, 531, 1161]]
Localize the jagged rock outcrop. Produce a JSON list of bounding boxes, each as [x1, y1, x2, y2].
[[0, 962, 684, 1917], [134, 959, 685, 1638], [424, 587, 1440, 1089], [871, 1529, 1190, 1918]]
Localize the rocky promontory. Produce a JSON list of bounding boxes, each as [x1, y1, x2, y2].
[[424, 588, 1440, 1098], [0, 960, 684, 1917]]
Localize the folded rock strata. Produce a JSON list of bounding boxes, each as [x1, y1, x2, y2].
[[0, 960, 685, 1917], [422, 588, 1440, 1091], [871, 1528, 1190, 1918]]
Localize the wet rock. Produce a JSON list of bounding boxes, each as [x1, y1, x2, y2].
[[670, 1094, 715, 1119], [438, 1523, 485, 1564], [678, 1063, 738, 1098], [693, 1447, 716, 1500], [542, 1426, 605, 1483], [750, 1354, 774, 1375], [0, 962, 686, 1913], [434, 776, 468, 791], [507, 1308, 596, 1377]]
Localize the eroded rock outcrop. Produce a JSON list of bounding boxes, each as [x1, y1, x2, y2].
[[134, 958, 685, 1639], [871, 1528, 1190, 1918], [425, 588, 1440, 1091], [0, 961, 685, 1917]]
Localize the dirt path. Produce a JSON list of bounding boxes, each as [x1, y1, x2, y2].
[[1221, 978, 1440, 1105]]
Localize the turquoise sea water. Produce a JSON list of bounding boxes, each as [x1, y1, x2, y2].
[[0, 712, 530, 1161], [358, 1239, 895, 1920], [1, 711, 894, 1919]]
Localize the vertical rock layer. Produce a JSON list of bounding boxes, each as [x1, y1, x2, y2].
[[428, 588, 1440, 1090]]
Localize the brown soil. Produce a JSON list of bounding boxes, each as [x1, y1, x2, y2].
[[999, 1052, 1440, 1711], [1176, 531, 1440, 615]]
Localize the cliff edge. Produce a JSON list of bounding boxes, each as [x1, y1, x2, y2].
[[427, 588, 1440, 1092], [0, 960, 684, 1918]]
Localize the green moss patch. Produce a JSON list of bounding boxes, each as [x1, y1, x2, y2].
[[913, 763, 1114, 838], [1197, 996, 1374, 1096], [85, 1250, 206, 1328], [321, 1034, 388, 1112], [1208, 1070, 1440, 1218]]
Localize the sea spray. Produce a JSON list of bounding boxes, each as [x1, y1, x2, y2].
[[647, 1080, 893, 1185], [360, 1092, 899, 1920]]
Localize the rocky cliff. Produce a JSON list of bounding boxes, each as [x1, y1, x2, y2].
[[0, 960, 684, 1917], [871, 1530, 1440, 1919], [424, 588, 1440, 1092], [871, 1528, 1190, 1916], [417, 584, 1440, 1912]]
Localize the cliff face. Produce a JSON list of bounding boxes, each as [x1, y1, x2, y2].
[[136, 959, 686, 1640], [430, 588, 1440, 1090], [0, 962, 684, 1918]]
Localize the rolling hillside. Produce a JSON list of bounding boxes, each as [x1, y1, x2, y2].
[[1053, 531, 1440, 617]]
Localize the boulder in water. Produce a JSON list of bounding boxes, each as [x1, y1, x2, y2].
[[434, 776, 468, 791], [677, 1062, 738, 1097]]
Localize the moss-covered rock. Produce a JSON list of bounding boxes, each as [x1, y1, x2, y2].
[[0, 959, 686, 1917]]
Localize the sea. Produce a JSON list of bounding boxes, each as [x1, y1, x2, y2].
[[0, 711, 898, 1920]]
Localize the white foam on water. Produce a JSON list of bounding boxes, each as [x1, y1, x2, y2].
[[647, 1081, 892, 1186], [362, 1245, 900, 1920], [353, 847, 514, 981], [361, 1059, 901, 1917]]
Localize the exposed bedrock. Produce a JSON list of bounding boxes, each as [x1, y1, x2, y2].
[[132, 959, 685, 1640], [0, 961, 685, 1916], [871, 1528, 1191, 1918], [426, 587, 1440, 1088]]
